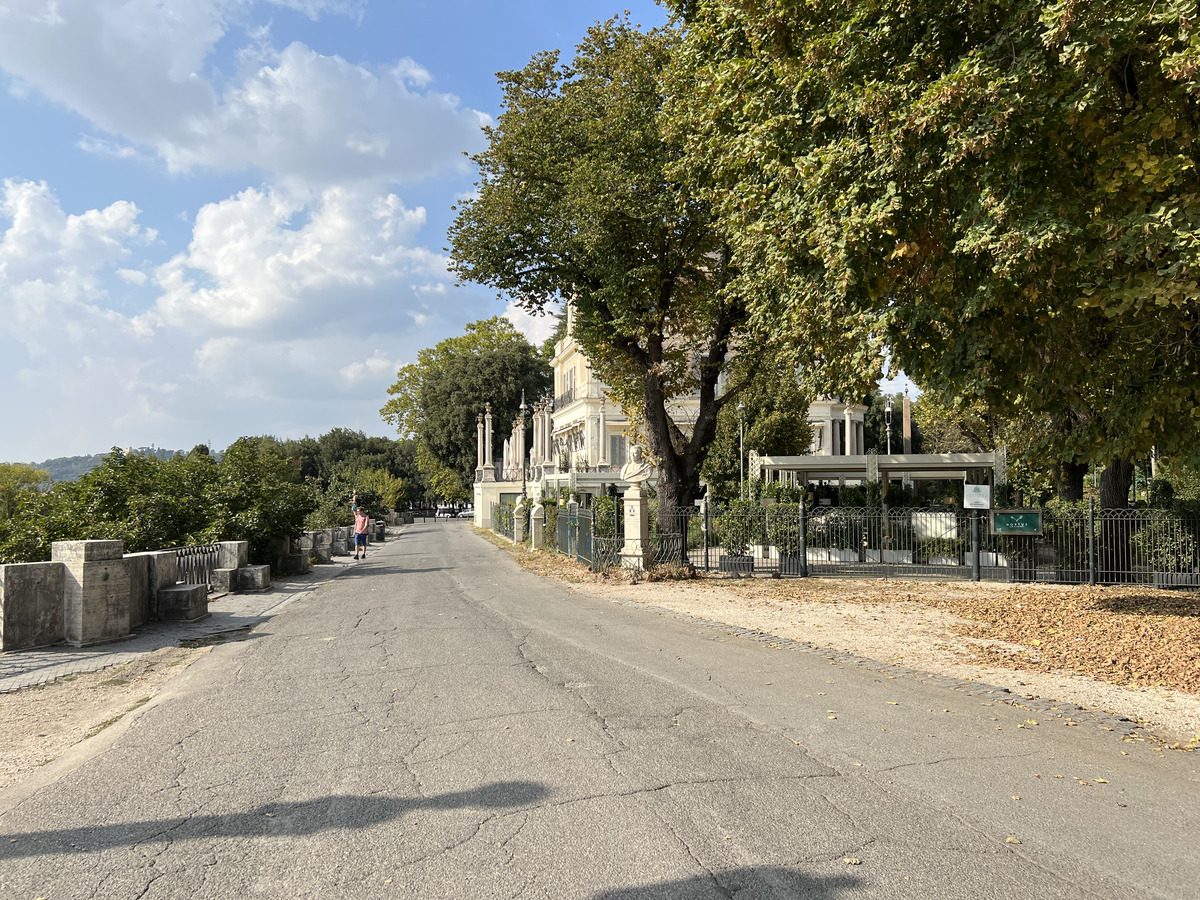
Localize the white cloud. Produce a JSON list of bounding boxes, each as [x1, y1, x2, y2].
[[504, 301, 560, 347], [0, 179, 155, 353], [150, 184, 443, 336], [116, 268, 148, 285], [340, 350, 399, 384], [0, 2, 488, 188]]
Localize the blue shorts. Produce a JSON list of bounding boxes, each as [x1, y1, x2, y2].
[[355, 533, 368, 547]]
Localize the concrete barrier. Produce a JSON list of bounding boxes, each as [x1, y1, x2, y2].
[[157, 583, 209, 621], [0, 561, 65, 651], [53, 540, 131, 647]]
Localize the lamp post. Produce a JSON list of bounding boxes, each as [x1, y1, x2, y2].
[[885, 397, 893, 455], [738, 401, 746, 500], [519, 389, 528, 499]]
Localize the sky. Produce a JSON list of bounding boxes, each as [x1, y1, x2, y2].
[[0, 0, 671, 463]]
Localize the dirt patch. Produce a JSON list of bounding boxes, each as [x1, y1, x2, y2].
[[0, 646, 209, 792], [485, 534, 1200, 745]]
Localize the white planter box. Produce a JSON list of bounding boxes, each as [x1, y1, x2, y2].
[[929, 555, 961, 566], [865, 549, 914, 564]]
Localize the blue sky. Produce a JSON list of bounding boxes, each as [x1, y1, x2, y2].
[[0, 0, 669, 462]]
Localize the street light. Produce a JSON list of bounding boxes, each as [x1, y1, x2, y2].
[[885, 397, 893, 455], [737, 401, 746, 500]]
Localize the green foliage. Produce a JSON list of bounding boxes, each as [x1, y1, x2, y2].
[[863, 393, 922, 455], [1129, 510, 1199, 573], [0, 463, 51, 520], [701, 351, 813, 501], [205, 438, 313, 564], [593, 495, 619, 539], [766, 506, 803, 556], [382, 317, 550, 496], [448, 17, 765, 515], [667, 0, 1200, 473], [715, 499, 763, 556]]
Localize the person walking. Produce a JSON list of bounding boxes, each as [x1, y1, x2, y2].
[[353, 506, 370, 560]]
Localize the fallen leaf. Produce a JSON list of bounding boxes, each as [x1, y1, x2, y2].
[[843, 857, 862, 865], [1005, 836, 1022, 845]]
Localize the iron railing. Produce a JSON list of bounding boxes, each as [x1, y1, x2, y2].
[[493, 499, 1200, 586], [173, 543, 221, 592], [491, 502, 515, 540]]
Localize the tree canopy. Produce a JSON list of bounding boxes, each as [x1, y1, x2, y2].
[[449, 17, 774, 515], [665, 0, 1200, 505], [381, 317, 551, 500]]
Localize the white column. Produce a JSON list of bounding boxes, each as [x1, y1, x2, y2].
[[844, 407, 855, 455], [598, 406, 608, 465], [831, 414, 841, 456], [484, 406, 494, 468], [534, 405, 543, 463], [476, 414, 485, 469]]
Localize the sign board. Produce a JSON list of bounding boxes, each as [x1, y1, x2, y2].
[[964, 485, 991, 510], [990, 509, 1043, 536]]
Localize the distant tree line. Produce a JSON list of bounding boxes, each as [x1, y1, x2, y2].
[[0, 429, 426, 565]]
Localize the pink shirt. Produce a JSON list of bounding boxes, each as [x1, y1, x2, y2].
[[354, 511, 369, 534]]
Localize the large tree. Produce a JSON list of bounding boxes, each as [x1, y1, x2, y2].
[[381, 317, 551, 496], [448, 18, 804, 518], [666, 0, 1200, 508]]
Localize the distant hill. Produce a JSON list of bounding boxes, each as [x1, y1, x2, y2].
[[26, 447, 186, 483]]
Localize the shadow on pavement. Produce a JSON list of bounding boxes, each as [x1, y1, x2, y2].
[[590, 866, 860, 899], [0, 780, 548, 859]]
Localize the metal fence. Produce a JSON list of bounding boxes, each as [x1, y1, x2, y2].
[[499, 499, 1200, 585], [174, 543, 221, 592], [491, 502, 515, 540]]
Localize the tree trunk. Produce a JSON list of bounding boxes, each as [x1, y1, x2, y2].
[[1099, 456, 1134, 582], [1099, 458, 1133, 510], [1054, 460, 1088, 502]]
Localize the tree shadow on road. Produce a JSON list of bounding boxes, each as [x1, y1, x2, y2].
[[590, 865, 860, 899], [0, 779, 548, 859]]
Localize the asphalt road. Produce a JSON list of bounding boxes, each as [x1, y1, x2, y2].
[[1, 521, 1197, 899]]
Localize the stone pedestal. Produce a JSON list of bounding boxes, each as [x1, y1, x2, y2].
[[621, 486, 652, 570], [212, 568, 238, 594], [52, 540, 131, 647], [157, 584, 209, 621], [530, 502, 544, 548], [0, 562, 65, 651], [513, 506, 526, 544], [124, 550, 177, 627], [218, 541, 249, 571], [238, 565, 271, 592]]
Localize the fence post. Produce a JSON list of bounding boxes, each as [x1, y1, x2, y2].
[[799, 500, 809, 578], [1088, 499, 1096, 586], [971, 510, 981, 582], [701, 497, 710, 572]]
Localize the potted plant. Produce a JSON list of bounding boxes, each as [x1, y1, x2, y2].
[[718, 499, 759, 574], [768, 505, 805, 575]]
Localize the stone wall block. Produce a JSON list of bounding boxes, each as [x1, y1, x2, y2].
[[0, 562, 65, 651], [55, 540, 131, 647], [212, 568, 238, 594], [158, 584, 209, 621], [237, 565, 271, 592], [51, 540, 124, 564], [124, 554, 152, 629], [218, 541, 249, 571]]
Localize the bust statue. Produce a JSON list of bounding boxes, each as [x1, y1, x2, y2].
[[620, 444, 653, 484]]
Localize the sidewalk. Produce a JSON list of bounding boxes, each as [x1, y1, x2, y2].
[[0, 561, 353, 694]]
